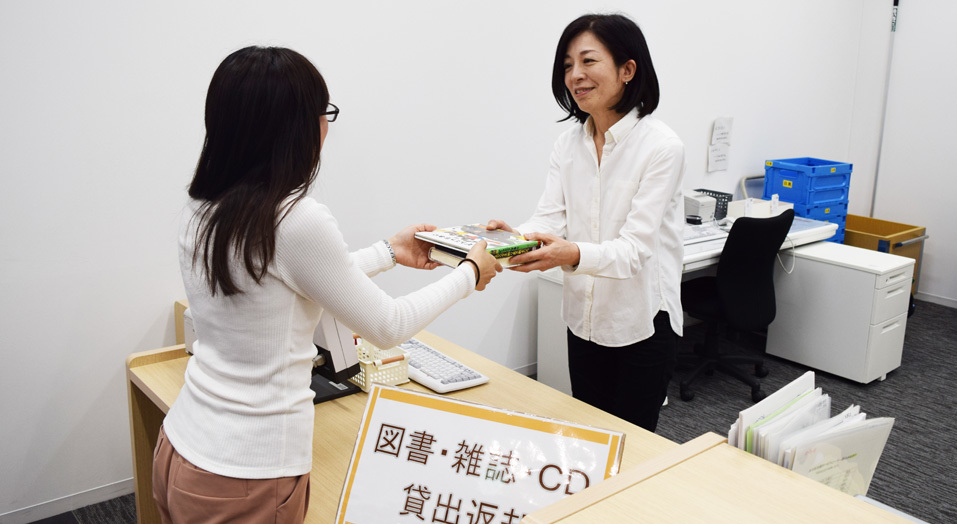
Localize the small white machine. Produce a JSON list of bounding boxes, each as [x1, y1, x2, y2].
[[685, 191, 717, 222]]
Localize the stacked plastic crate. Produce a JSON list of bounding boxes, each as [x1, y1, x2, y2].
[[762, 157, 852, 243]]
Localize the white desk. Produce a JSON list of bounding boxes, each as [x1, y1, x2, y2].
[[682, 216, 838, 272], [522, 433, 913, 523], [127, 332, 678, 524], [128, 341, 911, 524], [537, 217, 839, 395]]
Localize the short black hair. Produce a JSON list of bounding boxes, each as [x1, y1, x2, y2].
[[552, 13, 660, 123]]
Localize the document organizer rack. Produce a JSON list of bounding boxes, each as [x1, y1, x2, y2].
[[349, 342, 410, 392]]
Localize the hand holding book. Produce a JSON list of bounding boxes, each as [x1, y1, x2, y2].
[[391, 224, 502, 290], [485, 219, 516, 235], [483, 220, 579, 272], [465, 240, 503, 291], [506, 232, 581, 272], [415, 223, 540, 270], [388, 223, 442, 270]]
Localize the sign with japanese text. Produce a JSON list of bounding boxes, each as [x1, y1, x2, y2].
[[335, 385, 625, 524]]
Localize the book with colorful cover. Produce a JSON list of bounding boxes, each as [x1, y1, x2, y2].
[[416, 224, 540, 261], [428, 245, 527, 268]]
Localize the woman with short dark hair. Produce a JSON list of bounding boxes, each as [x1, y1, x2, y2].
[[152, 46, 501, 524], [490, 13, 685, 433]]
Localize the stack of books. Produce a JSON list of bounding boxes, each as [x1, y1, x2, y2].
[[728, 371, 894, 497], [415, 224, 539, 267]]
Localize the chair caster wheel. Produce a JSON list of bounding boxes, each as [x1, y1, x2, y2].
[[680, 388, 695, 402], [754, 364, 769, 378], [751, 388, 766, 403]]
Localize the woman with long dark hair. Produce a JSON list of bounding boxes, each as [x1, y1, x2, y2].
[[151, 46, 500, 524], [490, 13, 685, 433]]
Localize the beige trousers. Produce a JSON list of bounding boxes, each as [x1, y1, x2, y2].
[[152, 427, 310, 524]]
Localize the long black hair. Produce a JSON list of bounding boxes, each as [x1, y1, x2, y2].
[[552, 14, 660, 123], [188, 46, 329, 296]]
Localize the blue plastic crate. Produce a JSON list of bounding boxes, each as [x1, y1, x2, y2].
[[763, 157, 852, 205], [791, 201, 848, 221], [822, 224, 845, 244], [821, 216, 846, 241], [823, 215, 846, 228], [827, 230, 845, 244]]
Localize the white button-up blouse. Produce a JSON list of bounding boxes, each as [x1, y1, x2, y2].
[[517, 108, 686, 346]]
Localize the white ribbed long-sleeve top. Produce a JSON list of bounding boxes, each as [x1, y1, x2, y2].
[[163, 196, 475, 479]]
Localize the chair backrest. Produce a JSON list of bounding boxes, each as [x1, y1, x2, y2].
[[715, 209, 795, 331]]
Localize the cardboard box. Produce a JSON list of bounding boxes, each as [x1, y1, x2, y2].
[[844, 215, 927, 294]]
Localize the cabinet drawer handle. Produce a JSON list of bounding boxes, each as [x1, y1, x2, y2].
[[885, 287, 905, 299], [886, 270, 908, 282], [881, 321, 901, 334]]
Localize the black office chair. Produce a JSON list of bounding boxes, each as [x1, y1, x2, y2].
[[679, 209, 795, 403]]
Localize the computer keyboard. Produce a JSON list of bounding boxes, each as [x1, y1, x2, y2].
[[399, 338, 489, 393], [683, 222, 729, 245]]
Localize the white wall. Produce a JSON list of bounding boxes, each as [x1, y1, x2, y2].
[[874, 0, 957, 307], [0, 0, 916, 520]]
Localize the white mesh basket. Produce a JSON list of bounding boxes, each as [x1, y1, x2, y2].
[[348, 341, 410, 392]]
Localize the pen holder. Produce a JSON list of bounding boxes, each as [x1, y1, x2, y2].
[[349, 340, 410, 392]]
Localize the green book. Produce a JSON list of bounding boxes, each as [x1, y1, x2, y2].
[[415, 224, 540, 260]]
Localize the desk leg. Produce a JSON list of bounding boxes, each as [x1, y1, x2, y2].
[[128, 378, 165, 524]]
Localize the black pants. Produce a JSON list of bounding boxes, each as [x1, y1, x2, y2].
[[567, 311, 678, 433]]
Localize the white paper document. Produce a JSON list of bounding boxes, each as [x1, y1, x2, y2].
[[708, 143, 730, 172], [708, 116, 733, 172], [736, 371, 815, 449], [790, 417, 895, 496], [726, 371, 894, 498], [778, 405, 863, 468], [757, 391, 831, 462], [711, 116, 733, 144]]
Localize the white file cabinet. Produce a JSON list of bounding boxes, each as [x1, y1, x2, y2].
[[767, 242, 915, 383]]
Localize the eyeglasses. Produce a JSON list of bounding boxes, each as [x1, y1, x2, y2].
[[322, 103, 339, 123]]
